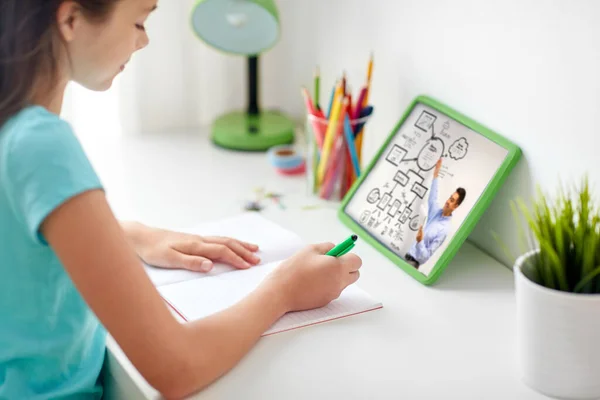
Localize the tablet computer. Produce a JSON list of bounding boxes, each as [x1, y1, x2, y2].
[[338, 95, 521, 285]]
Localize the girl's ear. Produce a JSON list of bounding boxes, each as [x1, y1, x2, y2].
[[56, 1, 83, 42]]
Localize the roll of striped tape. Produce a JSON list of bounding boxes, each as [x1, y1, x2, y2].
[[276, 162, 306, 175], [268, 145, 305, 172]]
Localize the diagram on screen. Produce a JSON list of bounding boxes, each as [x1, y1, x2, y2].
[[355, 109, 469, 253]]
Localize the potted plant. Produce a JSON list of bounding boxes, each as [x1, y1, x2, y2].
[[508, 176, 600, 399]]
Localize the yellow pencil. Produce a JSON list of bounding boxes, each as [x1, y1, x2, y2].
[[366, 52, 374, 87], [317, 92, 344, 185], [356, 53, 373, 162]]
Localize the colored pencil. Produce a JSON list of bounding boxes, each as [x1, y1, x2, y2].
[[301, 86, 322, 193], [354, 105, 373, 136], [317, 91, 343, 185], [343, 90, 354, 197], [326, 81, 337, 119], [354, 86, 368, 120], [356, 53, 373, 162], [301, 86, 324, 149], [319, 135, 344, 199], [301, 86, 316, 114], [302, 60, 373, 199], [343, 107, 361, 177], [366, 52, 374, 88]]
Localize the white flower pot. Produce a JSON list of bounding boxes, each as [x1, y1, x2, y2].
[[515, 250, 600, 399]]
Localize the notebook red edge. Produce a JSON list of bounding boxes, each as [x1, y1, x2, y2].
[[162, 296, 382, 336]]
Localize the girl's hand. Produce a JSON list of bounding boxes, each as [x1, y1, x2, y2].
[[263, 242, 362, 312], [122, 222, 260, 272]]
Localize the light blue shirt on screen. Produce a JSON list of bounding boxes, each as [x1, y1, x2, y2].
[[0, 106, 106, 398], [408, 177, 452, 264]]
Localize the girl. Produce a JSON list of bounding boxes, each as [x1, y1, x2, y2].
[[0, 1, 362, 398]]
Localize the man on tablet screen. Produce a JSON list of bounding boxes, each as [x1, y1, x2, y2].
[[405, 159, 466, 269]]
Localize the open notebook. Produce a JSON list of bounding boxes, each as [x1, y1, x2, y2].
[[143, 213, 382, 336]]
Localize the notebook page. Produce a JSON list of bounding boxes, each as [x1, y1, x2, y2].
[[158, 262, 279, 322], [265, 285, 382, 335], [144, 213, 305, 287], [157, 261, 382, 335]]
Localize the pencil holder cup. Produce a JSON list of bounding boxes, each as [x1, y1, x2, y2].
[[304, 112, 372, 202]]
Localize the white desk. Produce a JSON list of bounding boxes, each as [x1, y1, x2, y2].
[[81, 131, 547, 399]]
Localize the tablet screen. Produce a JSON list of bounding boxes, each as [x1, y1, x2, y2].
[[343, 101, 509, 276]]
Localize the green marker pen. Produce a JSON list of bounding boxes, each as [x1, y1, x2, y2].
[[326, 234, 358, 257]]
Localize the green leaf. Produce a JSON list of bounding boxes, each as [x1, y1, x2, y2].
[[517, 198, 541, 241], [583, 234, 597, 275], [511, 174, 600, 293], [596, 234, 600, 293], [554, 214, 566, 280], [574, 214, 586, 273], [539, 237, 568, 291], [574, 265, 600, 293]]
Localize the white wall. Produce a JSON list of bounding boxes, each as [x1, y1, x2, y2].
[[118, 0, 247, 134], [259, 0, 600, 268]]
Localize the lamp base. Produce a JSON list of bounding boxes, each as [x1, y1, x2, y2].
[[211, 110, 295, 151]]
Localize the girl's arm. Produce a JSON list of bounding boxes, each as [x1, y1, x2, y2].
[[42, 189, 360, 399]]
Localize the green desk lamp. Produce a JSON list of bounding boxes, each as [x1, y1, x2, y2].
[[191, 0, 295, 151]]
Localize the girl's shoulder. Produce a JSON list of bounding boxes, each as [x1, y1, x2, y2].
[[1, 105, 81, 164], [0, 105, 102, 245], [1, 105, 71, 141]]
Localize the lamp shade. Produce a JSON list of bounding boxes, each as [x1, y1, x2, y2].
[[191, 0, 280, 56]]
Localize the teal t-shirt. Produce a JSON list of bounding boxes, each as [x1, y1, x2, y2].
[[0, 106, 107, 398]]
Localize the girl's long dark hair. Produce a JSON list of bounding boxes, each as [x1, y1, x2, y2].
[[0, 0, 118, 126]]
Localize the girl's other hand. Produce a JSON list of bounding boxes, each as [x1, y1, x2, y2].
[[122, 222, 260, 272]]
